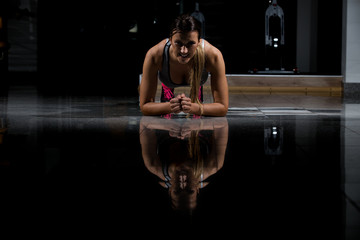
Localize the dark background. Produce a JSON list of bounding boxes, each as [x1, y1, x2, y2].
[[1, 0, 343, 96]]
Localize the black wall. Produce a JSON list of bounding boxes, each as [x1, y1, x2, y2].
[[317, 0, 343, 75], [11, 0, 343, 96], [37, 0, 141, 95]]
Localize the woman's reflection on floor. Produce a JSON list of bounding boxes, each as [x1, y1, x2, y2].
[[139, 116, 228, 216]]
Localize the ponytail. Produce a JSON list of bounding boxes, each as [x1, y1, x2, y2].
[[190, 42, 205, 105]]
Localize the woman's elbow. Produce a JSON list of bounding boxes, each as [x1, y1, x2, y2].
[[140, 103, 158, 116], [217, 103, 228, 117], [140, 105, 151, 116], [209, 105, 228, 117], [139, 103, 148, 115], [218, 107, 228, 117]]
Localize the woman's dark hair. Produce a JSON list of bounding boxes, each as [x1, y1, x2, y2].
[[170, 14, 202, 39]]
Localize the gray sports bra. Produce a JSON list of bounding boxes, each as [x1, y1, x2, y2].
[[158, 39, 209, 88]]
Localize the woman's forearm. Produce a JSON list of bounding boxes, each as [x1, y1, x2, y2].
[[140, 102, 172, 116], [202, 102, 228, 117]]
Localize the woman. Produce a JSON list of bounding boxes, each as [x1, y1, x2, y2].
[[139, 14, 228, 117]]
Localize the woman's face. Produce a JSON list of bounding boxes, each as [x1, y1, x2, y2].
[[170, 31, 200, 64]]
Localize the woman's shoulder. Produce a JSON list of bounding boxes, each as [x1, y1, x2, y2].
[[145, 39, 168, 66], [147, 39, 168, 58], [203, 39, 223, 58], [203, 39, 224, 66]]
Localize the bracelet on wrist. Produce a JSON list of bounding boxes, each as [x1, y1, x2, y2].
[[199, 103, 204, 116]]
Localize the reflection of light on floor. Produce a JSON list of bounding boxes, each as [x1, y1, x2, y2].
[[227, 107, 342, 117]]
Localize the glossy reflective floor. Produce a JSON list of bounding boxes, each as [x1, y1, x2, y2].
[[1, 86, 360, 238]]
